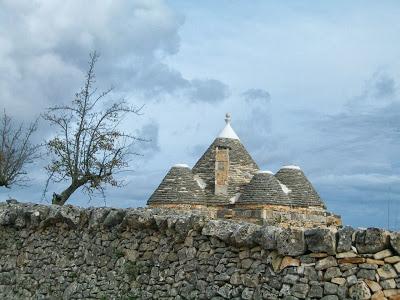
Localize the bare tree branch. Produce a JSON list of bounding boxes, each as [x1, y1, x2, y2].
[[0, 110, 41, 188], [43, 51, 144, 205]]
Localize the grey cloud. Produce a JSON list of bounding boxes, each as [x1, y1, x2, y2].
[[301, 72, 400, 227], [346, 71, 397, 111], [370, 72, 396, 99], [188, 79, 230, 103], [134, 121, 160, 159], [235, 88, 274, 167], [1, 0, 183, 117], [131, 62, 189, 97], [314, 72, 399, 157], [242, 88, 271, 103], [128, 65, 229, 103], [0, 0, 229, 121], [229, 74, 400, 228]]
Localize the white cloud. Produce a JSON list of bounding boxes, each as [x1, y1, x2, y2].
[[0, 0, 229, 122]]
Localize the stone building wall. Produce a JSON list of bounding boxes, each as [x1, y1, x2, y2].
[[149, 203, 341, 229], [219, 204, 342, 228], [0, 201, 399, 300]]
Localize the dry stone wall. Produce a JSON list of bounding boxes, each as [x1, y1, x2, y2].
[[0, 201, 399, 300]]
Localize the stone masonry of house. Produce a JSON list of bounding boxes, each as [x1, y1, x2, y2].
[[1, 201, 399, 299]]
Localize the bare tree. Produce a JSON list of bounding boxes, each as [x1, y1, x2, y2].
[[0, 111, 40, 188], [43, 51, 143, 205]]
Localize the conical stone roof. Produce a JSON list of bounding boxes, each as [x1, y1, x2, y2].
[[275, 166, 325, 208], [192, 114, 259, 204], [237, 171, 291, 205], [192, 137, 259, 204], [147, 165, 205, 205]]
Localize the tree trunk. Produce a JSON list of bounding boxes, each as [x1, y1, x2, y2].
[[52, 182, 81, 205]]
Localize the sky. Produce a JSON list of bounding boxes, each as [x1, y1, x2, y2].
[[1, 0, 400, 229]]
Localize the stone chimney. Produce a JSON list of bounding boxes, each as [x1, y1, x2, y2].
[[215, 146, 229, 195]]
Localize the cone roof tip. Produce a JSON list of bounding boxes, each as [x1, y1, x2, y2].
[[217, 113, 240, 140], [256, 170, 274, 175], [173, 163, 190, 168], [281, 165, 301, 170]]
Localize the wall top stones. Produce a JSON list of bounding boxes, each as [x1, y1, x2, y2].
[[1, 201, 399, 258]]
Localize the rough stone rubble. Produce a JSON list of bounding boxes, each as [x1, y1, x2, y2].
[[0, 201, 399, 299]]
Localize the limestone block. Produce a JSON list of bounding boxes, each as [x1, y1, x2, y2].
[[0, 208, 18, 226], [230, 223, 259, 247], [365, 279, 382, 292], [305, 228, 336, 255], [384, 290, 400, 297], [359, 263, 378, 270], [371, 290, 386, 300], [121, 210, 156, 230], [103, 210, 125, 228], [381, 279, 396, 290], [355, 228, 389, 254], [349, 281, 372, 300], [394, 262, 400, 273], [357, 268, 377, 280], [241, 287, 254, 300], [338, 257, 365, 264], [41, 204, 83, 229], [346, 275, 358, 286], [310, 252, 329, 258], [377, 265, 398, 280], [283, 274, 299, 285], [367, 258, 386, 265], [201, 220, 235, 242], [324, 267, 341, 280], [153, 215, 169, 232], [229, 272, 241, 285], [324, 282, 338, 295], [385, 256, 400, 264], [277, 228, 306, 256], [337, 226, 355, 253], [331, 277, 346, 286], [280, 256, 300, 271], [374, 249, 393, 260], [336, 251, 357, 259], [308, 284, 323, 298], [315, 256, 337, 270], [257, 225, 281, 250], [291, 283, 309, 299], [272, 255, 283, 272]]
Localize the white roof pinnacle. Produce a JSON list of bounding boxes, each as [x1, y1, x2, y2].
[[217, 113, 240, 140], [281, 165, 301, 170], [173, 164, 190, 168], [256, 170, 274, 175]]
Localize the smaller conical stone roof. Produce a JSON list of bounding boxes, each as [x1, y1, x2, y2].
[[147, 165, 205, 205], [237, 170, 291, 205], [275, 166, 325, 208]]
